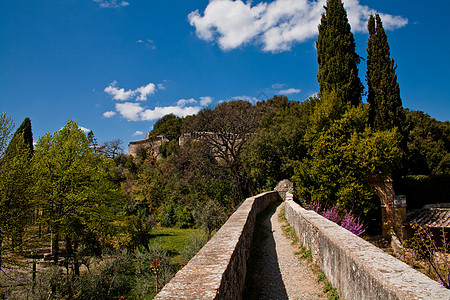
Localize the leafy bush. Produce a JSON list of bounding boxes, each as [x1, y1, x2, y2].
[[179, 233, 209, 264]]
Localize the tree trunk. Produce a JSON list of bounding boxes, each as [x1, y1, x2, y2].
[[0, 237, 3, 268], [74, 241, 80, 277], [51, 230, 59, 264], [65, 236, 73, 274]]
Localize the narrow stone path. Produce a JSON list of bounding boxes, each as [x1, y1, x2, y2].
[[244, 202, 326, 300]]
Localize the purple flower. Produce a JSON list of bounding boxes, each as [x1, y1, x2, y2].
[[340, 211, 365, 236], [439, 277, 450, 288], [323, 204, 340, 224], [308, 202, 321, 213]]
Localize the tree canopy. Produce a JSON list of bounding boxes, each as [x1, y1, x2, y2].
[[316, 0, 363, 107], [33, 120, 122, 266], [366, 14, 405, 132]]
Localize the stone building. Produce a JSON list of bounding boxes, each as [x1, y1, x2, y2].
[[128, 133, 169, 161]]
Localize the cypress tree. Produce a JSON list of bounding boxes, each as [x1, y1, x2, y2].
[[316, 0, 363, 107], [366, 14, 405, 131], [4, 117, 33, 159], [0, 118, 33, 253]]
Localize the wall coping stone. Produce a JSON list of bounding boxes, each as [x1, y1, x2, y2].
[[285, 196, 450, 300]]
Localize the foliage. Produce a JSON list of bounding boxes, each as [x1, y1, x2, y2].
[[316, 0, 363, 107], [0, 141, 32, 257], [366, 14, 405, 132], [294, 98, 402, 216], [112, 202, 156, 251], [33, 120, 123, 267], [4, 117, 33, 158], [243, 96, 317, 190], [100, 139, 124, 158], [0, 118, 34, 256], [150, 113, 182, 141], [322, 205, 340, 224], [0, 112, 14, 158], [193, 200, 227, 238], [179, 233, 209, 264], [309, 203, 365, 236], [186, 100, 261, 206], [340, 212, 365, 236], [404, 110, 450, 175]]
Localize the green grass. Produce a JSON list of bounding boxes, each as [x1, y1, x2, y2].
[[149, 226, 205, 263]]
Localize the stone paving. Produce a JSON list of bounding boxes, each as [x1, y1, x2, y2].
[[244, 202, 326, 300]]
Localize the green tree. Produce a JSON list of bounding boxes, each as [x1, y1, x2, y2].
[[6, 117, 33, 157], [0, 113, 14, 158], [33, 120, 122, 272], [366, 14, 405, 132], [294, 94, 402, 217], [316, 0, 363, 107], [0, 131, 33, 264], [150, 114, 183, 141], [0, 118, 34, 255], [405, 110, 450, 175], [186, 101, 262, 207], [101, 138, 124, 158], [243, 96, 317, 190]]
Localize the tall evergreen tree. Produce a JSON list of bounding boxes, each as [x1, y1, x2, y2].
[[0, 113, 14, 158], [366, 14, 405, 131], [0, 118, 33, 254], [4, 117, 33, 159], [316, 0, 363, 107]]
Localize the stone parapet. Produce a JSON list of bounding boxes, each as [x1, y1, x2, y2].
[[154, 191, 280, 299], [284, 197, 450, 300]]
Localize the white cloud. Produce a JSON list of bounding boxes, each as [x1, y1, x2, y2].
[[279, 88, 301, 95], [200, 96, 213, 106], [188, 0, 408, 52], [79, 126, 91, 133], [93, 0, 129, 8], [114, 101, 204, 122], [103, 111, 116, 118], [133, 131, 144, 136], [272, 83, 285, 89], [104, 81, 135, 101], [233, 95, 259, 104], [116, 102, 144, 121], [135, 83, 156, 101], [104, 81, 157, 101], [137, 39, 156, 49], [177, 98, 197, 107], [157, 83, 166, 90], [141, 106, 202, 121]]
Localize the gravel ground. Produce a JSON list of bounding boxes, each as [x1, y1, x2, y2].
[[244, 202, 326, 300]]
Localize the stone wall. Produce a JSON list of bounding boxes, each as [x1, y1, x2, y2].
[[128, 135, 168, 160], [154, 191, 280, 299], [284, 194, 450, 300]]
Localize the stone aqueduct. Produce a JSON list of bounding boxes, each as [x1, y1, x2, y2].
[[154, 187, 450, 300]]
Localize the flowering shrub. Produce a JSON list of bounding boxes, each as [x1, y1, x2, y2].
[[150, 257, 161, 275], [308, 202, 321, 213], [340, 211, 365, 236], [322, 205, 340, 224], [151, 257, 162, 294], [307, 203, 365, 237]]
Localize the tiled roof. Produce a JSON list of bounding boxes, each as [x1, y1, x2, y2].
[[407, 208, 450, 228]]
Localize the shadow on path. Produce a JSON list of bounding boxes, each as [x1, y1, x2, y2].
[[244, 201, 289, 300]]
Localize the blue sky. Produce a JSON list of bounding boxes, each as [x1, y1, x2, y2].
[[1, 0, 449, 151]]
